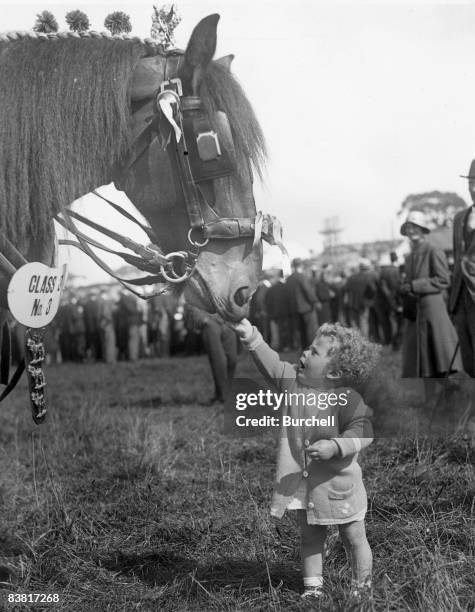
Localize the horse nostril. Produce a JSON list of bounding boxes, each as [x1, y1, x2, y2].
[[234, 286, 251, 307]]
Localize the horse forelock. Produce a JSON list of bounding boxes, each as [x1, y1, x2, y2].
[[0, 36, 151, 247]]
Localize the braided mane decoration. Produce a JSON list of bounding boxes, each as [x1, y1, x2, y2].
[[0, 29, 168, 55]]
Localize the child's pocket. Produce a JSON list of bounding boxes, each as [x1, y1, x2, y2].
[[327, 483, 357, 520]]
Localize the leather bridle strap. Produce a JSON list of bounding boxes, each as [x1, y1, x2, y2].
[[0, 356, 25, 402], [0, 236, 28, 276], [172, 97, 208, 231], [92, 190, 158, 244], [0, 251, 16, 277], [201, 217, 255, 240], [56, 213, 169, 297], [0, 238, 28, 401], [58, 209, 169, 267]]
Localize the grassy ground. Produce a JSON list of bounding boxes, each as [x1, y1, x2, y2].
[[0, 349, 473, 611]]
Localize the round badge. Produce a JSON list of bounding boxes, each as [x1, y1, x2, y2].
[[7, 262, 68, 328]]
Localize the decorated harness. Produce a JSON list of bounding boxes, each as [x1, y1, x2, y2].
[[56, 52, 286, 296]]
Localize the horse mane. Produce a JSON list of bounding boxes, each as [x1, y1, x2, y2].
[[0, 32, 266, 249], [200, 62, 267, 182], [0, 35, 150, 246]]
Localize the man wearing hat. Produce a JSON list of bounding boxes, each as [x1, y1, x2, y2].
[[449, 160, 475, 376], [399, 210, 461, 378]]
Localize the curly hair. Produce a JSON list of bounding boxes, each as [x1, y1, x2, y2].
[[318, 323, 381, 387]]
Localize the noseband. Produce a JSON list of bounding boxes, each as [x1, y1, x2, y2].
[[55, 55, 286, 297]]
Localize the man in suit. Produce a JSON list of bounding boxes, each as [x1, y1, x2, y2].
[[344, 259, 378, 337], [184, 304, 238, 403], [285, 258, 317, 349], [449, 160, 475, 376], [265, 270, 291, 351], [378, 252, 403, 349]]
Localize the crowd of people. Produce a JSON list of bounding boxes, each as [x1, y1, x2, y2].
[[9, 289, 201, 365], [248, 254, 405, 355], [10, 160, 475, 408], [249, 168, 475, 392]]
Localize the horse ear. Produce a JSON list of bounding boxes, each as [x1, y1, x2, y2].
[[216, 54, 234, 71], [181, 14, 219, 94]]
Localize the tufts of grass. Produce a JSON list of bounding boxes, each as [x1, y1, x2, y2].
[[0, 354, 473, 610]]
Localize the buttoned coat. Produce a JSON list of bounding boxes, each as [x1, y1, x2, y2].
[[449, 207, 475, 313], [401, 240, 461, 377], [243, 328, 372, 525]]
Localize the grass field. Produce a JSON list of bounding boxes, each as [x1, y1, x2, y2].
[[0, 349, 474, 611]]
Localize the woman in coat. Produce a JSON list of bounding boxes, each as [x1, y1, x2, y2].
[[400, 211, 461, 378]]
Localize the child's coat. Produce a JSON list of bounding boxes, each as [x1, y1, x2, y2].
[[243, 328, 372, 525]]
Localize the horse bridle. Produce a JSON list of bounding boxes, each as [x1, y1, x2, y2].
[[56, 53, 286, 297]]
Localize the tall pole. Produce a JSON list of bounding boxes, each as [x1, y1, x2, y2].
[[319, 216, 343, 264]]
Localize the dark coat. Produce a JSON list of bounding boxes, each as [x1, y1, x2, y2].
[[265, 281, 290, 319], [449, 206, 475, 313], [249, 283, 269, 320], [344, 271, 378, 312], [285, 272, 316, 315], [401, 240, 461, 377], [378, 265, 402, 311], [314, 279, 333, 324]]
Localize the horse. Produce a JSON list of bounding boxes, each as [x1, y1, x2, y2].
[[0, 11, 275, 304], [0, 14, 281, 408]]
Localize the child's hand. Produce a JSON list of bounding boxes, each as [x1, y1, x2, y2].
[[228, 318, 253, 341], [305, 439, 339, 461]]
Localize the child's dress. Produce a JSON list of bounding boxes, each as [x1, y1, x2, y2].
[[243, 327, 373, 525]]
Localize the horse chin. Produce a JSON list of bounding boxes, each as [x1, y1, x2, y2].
[[184, 271, 251, 322]]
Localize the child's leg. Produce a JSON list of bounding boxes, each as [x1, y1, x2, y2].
[[338, 520, 372, 586], [297, 510, 327, 586]]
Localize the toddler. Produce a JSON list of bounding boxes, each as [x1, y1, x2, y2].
[[233, 319, 380, 599]]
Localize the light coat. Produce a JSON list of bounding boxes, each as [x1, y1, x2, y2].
[[243, 329, 372, 525], [401, 240, 461, 377]]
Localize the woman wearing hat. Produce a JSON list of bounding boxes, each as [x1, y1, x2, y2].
[[399, 211, 461, 382]]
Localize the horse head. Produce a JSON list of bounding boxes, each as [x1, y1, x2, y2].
[[0, 16, 273, 323], [121, 15, 267, 321]]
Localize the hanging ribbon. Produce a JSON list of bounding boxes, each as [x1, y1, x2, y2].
[[157, 90, 182, 143]]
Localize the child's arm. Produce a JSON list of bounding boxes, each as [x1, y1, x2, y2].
[[331, 390, 373, 457], [231, 318, 295, 390], [306, 411, 372, 463]]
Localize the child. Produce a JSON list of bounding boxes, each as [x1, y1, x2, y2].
[[232, 319, 380, 599]]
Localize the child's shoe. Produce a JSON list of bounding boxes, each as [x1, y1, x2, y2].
[[301, 576, 324, 600], [350, 577, 372, 602], [301, 586, 324, 600]]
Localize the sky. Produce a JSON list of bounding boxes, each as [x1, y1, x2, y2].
[[1, 1, 474, 283]]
